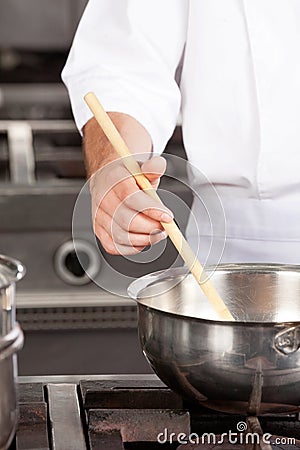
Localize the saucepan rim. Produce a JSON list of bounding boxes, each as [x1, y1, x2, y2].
[[128, 263, 300, 326]]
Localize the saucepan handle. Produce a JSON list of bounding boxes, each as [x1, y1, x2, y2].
[[274, 325, 300, 355]]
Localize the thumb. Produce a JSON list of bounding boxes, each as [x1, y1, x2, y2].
[[141, 156, 166, 189]]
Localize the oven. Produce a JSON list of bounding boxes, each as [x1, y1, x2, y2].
[[0, 14, 192, 374]]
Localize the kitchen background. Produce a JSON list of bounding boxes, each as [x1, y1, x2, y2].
[[0, 0, 192, 375]]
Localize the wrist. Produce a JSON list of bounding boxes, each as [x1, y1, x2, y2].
[[83, 113, 152, 178]]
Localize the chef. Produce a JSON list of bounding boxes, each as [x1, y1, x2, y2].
[[62, 0, 300, 264]]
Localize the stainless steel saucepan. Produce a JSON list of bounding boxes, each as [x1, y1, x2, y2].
[[0, 255, 25, 450], [128, 264, 300, 415]]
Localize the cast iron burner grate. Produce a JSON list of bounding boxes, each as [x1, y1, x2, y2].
[[9, 377, 300, 450]]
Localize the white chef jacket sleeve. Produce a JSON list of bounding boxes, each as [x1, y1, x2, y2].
[[62, 0, 188, 154]]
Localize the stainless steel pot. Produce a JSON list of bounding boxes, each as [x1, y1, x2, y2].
[[0, 255, 25, 450], [128, 264, 300, 415]]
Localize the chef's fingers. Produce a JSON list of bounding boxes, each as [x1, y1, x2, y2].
[[90, 156, 171, 254], [140, 156, 166, 189], [104, 164, 173, 222], [121, 189, 173, 223], [99, 209, 167, 247], [94, 224, 146, 255], [101, 156, 165, 192], [98, 191, 164, 234], [112, 201, 166, 235]]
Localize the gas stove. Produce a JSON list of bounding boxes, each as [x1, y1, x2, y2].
[[11, 375, 300, 450]]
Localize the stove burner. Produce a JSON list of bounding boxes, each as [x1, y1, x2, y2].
[[9, 377, 300, 450], [89, 409, 190, 449], [80, 379, 183, 409], [14, 383, 48, 449]]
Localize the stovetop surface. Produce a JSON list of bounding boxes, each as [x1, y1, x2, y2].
[[9, 375, 300, 450]]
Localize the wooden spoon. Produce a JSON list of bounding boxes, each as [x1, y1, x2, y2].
[[84, 92, 234, 321]]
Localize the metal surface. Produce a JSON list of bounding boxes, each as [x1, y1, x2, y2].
[[0, 255, 24, 335], [0, 119, 76, 132], [274, 325, 300, 355], [0, 84, 70, 113], [80, 379, 183, 409], [0, 119, 83, 184], [54, 239, 101, 286], [17, 402, 48, 450], [0, 256, 24, 450], [2, 285, 15, 336], [0, 115, 190, 309], [16, 304, 137, 331], [16, 291, 134, 309], [0, 324, 24, 450], [19, 374, 160, 384], [7, 122, 35, 184], [16, 376, 300, 449], [47, 384, 86, 450], [128, 264, 300, 415], [82, 378, 189, 448], [246, 416, 272, 450], [88, 408, 190, 444], [247, 361, 263, 416], [0, 255, 25, 292], [0, 324, 23, 360]]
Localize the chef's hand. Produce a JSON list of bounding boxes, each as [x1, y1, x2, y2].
[[90, 155, 172, 255], [83, 115, 173, 255]]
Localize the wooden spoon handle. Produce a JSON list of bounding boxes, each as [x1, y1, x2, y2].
[[84, 92, 234, 321]]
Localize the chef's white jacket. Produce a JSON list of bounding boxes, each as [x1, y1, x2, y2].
[[62, 0, 300, 265]]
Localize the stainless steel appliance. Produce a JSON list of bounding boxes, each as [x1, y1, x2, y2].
[[0, 255, 24, 450], [9, 374, 300, 449], [0, 114, 190, 298], [0, 68, 191, 377], [0, 0, 192, 375], [0, 94, 191, 374]]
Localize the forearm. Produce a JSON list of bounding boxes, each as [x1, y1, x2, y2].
[[82, 112, 152, 178]]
